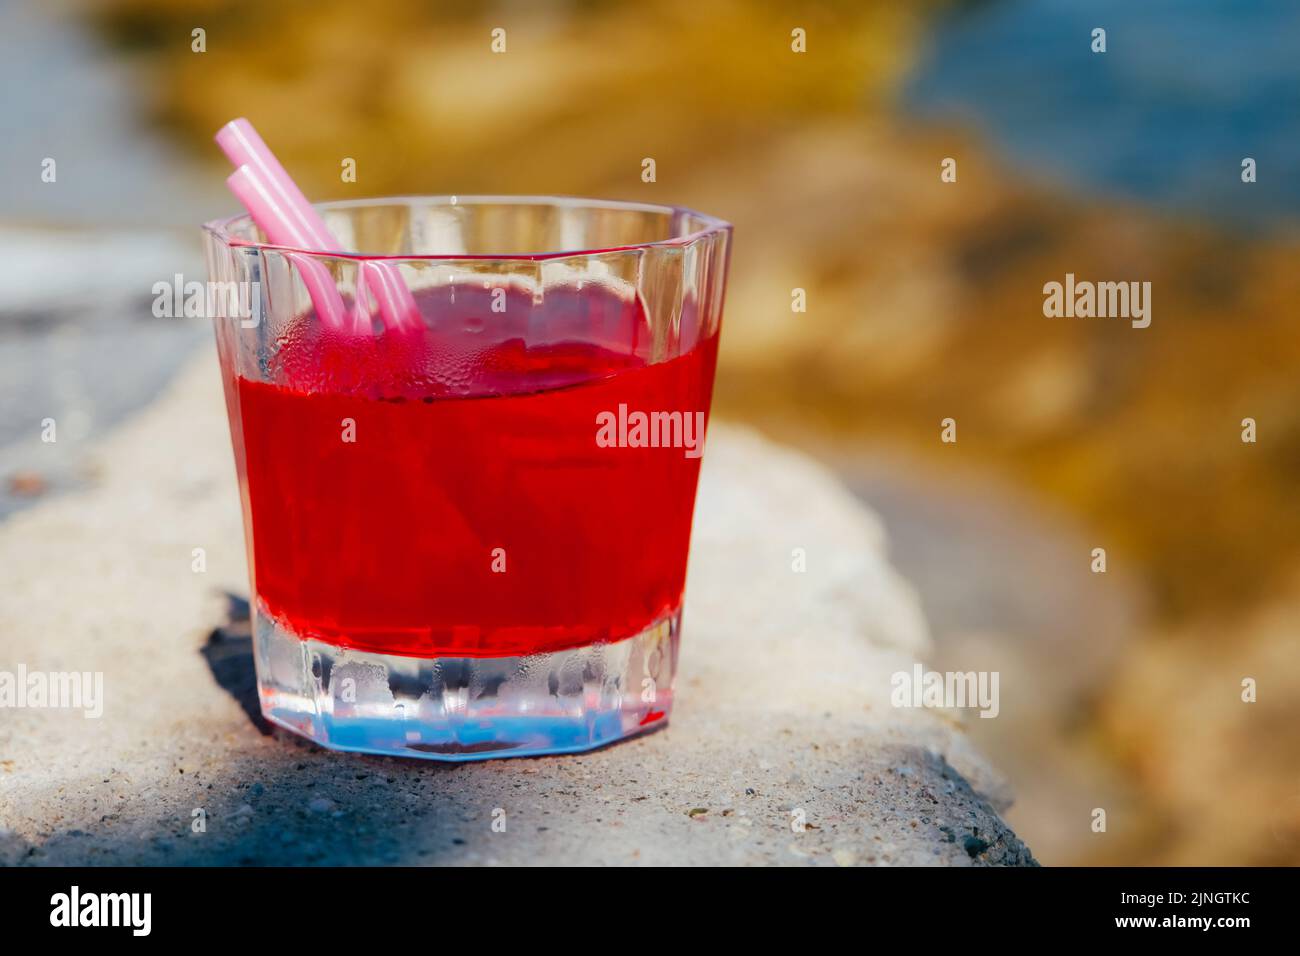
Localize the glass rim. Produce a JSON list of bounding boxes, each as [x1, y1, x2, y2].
[[202, 193, 732, 262]]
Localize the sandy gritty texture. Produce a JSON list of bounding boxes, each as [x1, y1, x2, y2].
[[0, 347, 1035, 866]]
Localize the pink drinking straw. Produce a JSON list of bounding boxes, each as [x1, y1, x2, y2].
[[216, 118, 420, 333], [226, 164, 349, 330]]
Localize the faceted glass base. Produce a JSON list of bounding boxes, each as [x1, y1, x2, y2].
[[254, 603, 679, 761]]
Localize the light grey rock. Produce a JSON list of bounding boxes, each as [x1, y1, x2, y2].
[[0, 347, 1035, 866]]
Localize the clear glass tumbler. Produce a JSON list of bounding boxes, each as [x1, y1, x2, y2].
[[202, 196, 730, 760]]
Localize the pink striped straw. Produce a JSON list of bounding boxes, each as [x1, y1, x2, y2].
[[216, 118, 419, 333]]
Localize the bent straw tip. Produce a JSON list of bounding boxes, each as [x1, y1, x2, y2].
[[215, 117, 253, 139], [214, 118, 260, 162], [225, 165, 267, 206]]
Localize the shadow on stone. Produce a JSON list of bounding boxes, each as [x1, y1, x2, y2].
[[0, 827, 37, 865], [5, 714, 1036, 866], [200, 591, 270, 736], [908, 748, 1038, 866]]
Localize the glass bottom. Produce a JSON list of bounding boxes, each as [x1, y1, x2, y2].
[[254, 601, 679, 761]]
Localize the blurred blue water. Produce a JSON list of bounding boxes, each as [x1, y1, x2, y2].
[[904, 0, 1300, 230]]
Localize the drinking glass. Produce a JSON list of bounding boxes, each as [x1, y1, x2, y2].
[[202, 196, 730, 759]]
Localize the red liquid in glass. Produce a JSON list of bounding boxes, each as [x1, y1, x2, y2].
[[233, 284, 718, 658]]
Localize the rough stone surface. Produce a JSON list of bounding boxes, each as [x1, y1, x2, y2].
[[0, 348, 1035, 866]]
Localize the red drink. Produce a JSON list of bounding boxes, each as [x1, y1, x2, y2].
[[233, 283, 718, 659], [207, 195, 730, 758]]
